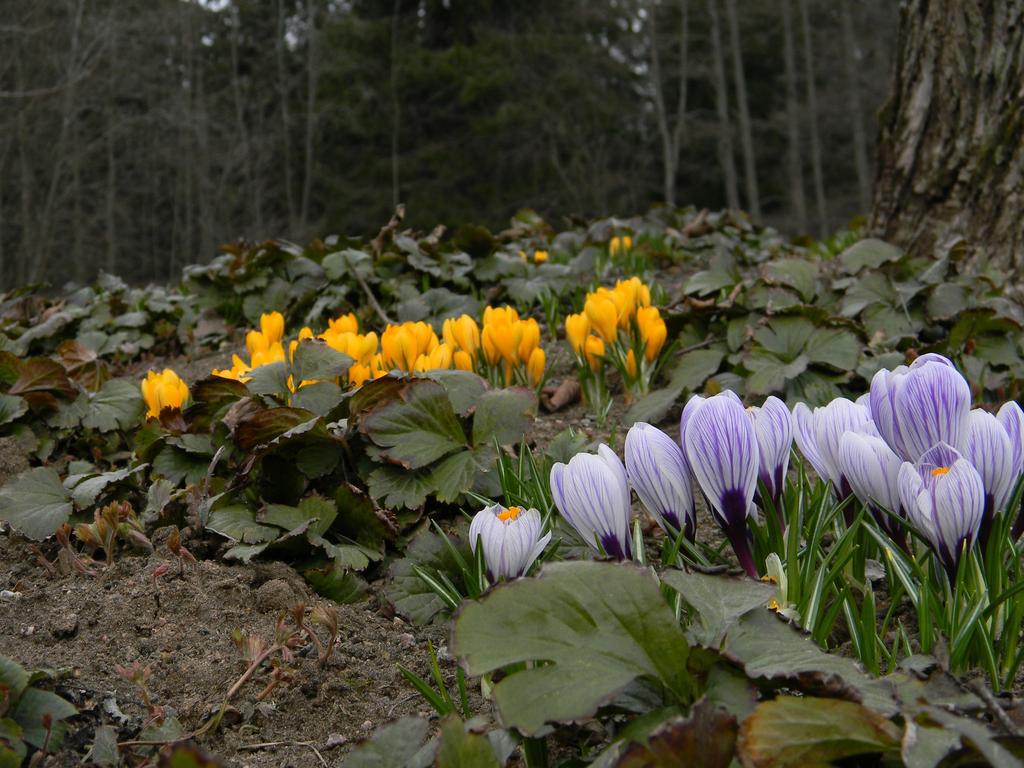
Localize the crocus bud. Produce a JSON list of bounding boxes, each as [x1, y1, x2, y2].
[[468, 504, 551, 581]]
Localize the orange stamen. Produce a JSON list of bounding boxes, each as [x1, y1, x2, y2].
[[931, 466, 950, 477], [497, 506, 522, 522]]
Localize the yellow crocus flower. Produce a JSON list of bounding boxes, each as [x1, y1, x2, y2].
[[584, 294, 618, 343], [609, 237, 621, 257], [259, 311, 286, 345], [381, 325, 420, 372], [454, 350, 475, 372], [251, 342, 286, 369], [141, 368, 189, 420], [518, 318, 541, 364], [564, 313, 590, 355], [349, 363, 371, 388], [246, 329, 270, 358], [328, 313, 359, 335], [533, 250, 549, 263], [443, 315, 481, 356], [584, 336, 605, 371], [637, 306, 667, 362], [212, 353, 253, 383], [527, 347, 545, 387]]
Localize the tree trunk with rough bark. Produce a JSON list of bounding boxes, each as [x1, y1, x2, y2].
[[872, 1, 1024, 266]]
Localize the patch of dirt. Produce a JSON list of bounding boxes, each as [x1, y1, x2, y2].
[[0, 534, 462, 767], [0, 436, 30, 485]]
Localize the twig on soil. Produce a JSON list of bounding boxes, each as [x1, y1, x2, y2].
[[969, 679, 1023, 737], [238, 740, 328, 766]]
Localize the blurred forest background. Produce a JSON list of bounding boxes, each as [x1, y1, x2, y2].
[[0, 0, 896, 288]]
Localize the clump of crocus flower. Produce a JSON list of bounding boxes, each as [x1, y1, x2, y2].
[[141, 368, 189, 420], [468, 504, 551, 581], [609, 235, 633, 259], [564, 277, 667, 420], [443, 307, 545, 390]]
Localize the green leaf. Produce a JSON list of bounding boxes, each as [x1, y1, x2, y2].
[[840, 272, 899, 317], [290, 381, 345, 417], [753, 317, 815, 359], [660, 570, 776, 646], [8, 358, 75, 400], [0, 395, 27, 427], [737, 697, 900, 767], [362, 380, 466, 469], [366, 465, 432, 510], [744, 351, 809, 396], [244, 361, 290, 397], [437, 717, 500, 768], [614, 698, 737, 768], [152, 445, 209, 486], [291, 340, 352, 383], [341, 717, 434, 768], [207, 505, 279, 544], [685, 267, 738, 296], [453, 561, 695, 736], [839, 238, 903, 273], [0, 657, 29, 700], [80, 378, 145, 432], [386, 529, 468, 624], [720, 609, 896, 716], [65, 465, 145, 509], [0, 468, 73, 540], [303, 564, 367, 603], [296, 442, 341, 479], [233, 407, 320, 452], [429, 450, 482, 503], [762, 258, 818, 301], [471, 388, 536, 447], [421, 370, 488, 416], [86, 724, 120, 767], [12, 687, 77, 749], [804, 328, 860, 371], [263, 495, 337, 538]]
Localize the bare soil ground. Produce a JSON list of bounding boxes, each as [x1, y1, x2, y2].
[[0, 533, 460, 767]]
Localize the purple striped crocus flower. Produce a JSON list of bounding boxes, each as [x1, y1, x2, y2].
[[468, 504, 551, 581], [746, 396, 793, 528], [682, 393, 759, 578], [839, 429, 909, 551], [898, 442, 984, 580], [869, 354, 970, 461], [792, 402, 831, 481], [964, 409, 1014, 545], [997, 401, 1024, 539], [625, 422, 695, 540], [550, 444, 632, 559]]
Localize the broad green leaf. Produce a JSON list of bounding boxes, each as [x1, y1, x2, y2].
[[65, 465, 145, 508], [839, 238, 902, 273], [0, 468, 73, 540], [453, 561, 696, 736], [614, 698, 737, 768], [927, 283, 968, 321], [744, 351, 809, 396], [660, 570, 776, 646], [840, 273, 899, 317], [207, 505, 279, 544], [804, 328, 860, 370], [762, 258, 818, 301], [720, 608, 896, 716], [296, 442, 341, 479], [12, 687, 77, 749], [291, 340, 352, 383], [86, 725, 120, 767], [386, 528, 468, 624], [233, 407, 321, 452], [8, 358, 75, 399], [0, 395, 26, 426], [290, 381, 345, 417], [366, 465, 432, 510], [685, 266, 739, 296], [303, 564, 367, 603], [262, 495, 337, 537], [341, 717, 435, 768], [753, 318, 815, 359], [362, 380, 466, 469], [437, 717, 499, 768], [244, 361, 290, 397], [421, 370, 488, 416], [737, 697, 900, 767], [0, 656, 29, 699], [471, 388, 535, 447], [151, 446, 209, 486]]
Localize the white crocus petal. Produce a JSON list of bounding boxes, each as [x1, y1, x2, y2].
[[812, 397, 875, 492], [997, 401, 1024, 478], [839, 430, 902, 514], [965, 408, 1014, 516], [550, 446, 632, 559], [792, 402, 829, 480], [625, 422, 694, 535], [748, 396, 793, 504]]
